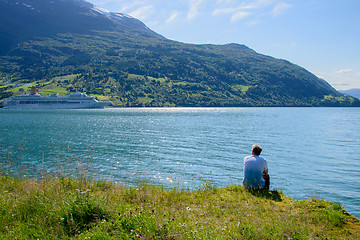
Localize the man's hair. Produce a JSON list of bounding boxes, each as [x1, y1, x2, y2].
[[252, 144, 262, 155]]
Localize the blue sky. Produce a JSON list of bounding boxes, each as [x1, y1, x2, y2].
[[89, 0, 360, 90]]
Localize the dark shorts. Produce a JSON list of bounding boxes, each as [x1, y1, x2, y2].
[[263, 174, 270, 190]]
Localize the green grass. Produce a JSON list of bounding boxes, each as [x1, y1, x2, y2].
[[37, 85, 69, 95], [147, 76, 167, 83], [138, 96, 154, 104], [91, 94, 111, 101], [231, 84, 251, 93], [128, 74, 145, 80], [322, 94, 358, 105], [0, 175, 359, 239], [52, 74, 80, 82]]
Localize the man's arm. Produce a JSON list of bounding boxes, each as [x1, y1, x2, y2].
[[263, 160, 268, 177], [262, 168, 270, 189], [262, 167, 268, 179]]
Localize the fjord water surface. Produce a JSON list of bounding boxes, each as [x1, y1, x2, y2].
[[1, 107, 359, 218]]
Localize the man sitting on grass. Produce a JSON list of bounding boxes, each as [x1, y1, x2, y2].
[[243, 144, 270, 190]]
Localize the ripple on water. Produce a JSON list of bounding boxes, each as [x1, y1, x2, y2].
[[0, 107, 359, 218]]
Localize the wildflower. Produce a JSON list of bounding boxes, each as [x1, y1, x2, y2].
[[81, 189, 90, 194], [151, 209, 155, 213], [140, 210, 143, 213], [172, 217, 175, 221], [111, 220, 114, 224], [137, 235, 141, 238], [186, 207, 191, 210]]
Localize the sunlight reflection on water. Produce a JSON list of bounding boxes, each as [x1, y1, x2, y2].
[[0, 107, 359, 217]]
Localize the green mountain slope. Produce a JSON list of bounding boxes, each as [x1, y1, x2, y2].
[[0, 0, 358, 107]]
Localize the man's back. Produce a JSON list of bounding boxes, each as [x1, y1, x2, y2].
[[243, 155, 268, 189]]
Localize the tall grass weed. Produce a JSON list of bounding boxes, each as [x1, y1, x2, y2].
[[0, 142, 359, 239]]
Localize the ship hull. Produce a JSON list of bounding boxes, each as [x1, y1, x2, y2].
[[2, 93, 111, 109], [3, 102, 111, 109]]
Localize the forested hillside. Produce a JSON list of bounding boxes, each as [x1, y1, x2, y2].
[[0, 0, 358, 107]]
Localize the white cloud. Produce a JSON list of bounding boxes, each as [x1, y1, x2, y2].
[[116, 0, 147, 12], [248, 19, 260, 26], [187, 0, 205, 20], [213, 5, 254, 23], [212, 7, 235, 16], [313, 70, 360, 90], [93, 0, 294, 28], [231, 11, 252, 22], [238, 0, 274, 11], [332, 82, 351, 87], [211, 0, 292, 23], [166, 11, 180, 23], [356, 72, 360, 76], [335, 69, 353, 74], [129, 5, 154, 20], [272, 2, 292, 16], [215, 0, 237, 4]]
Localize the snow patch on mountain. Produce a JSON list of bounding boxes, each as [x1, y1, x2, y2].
[[22, 2, 35, 10], [92, 5, 111, 16], [91, 5, 135, 21]]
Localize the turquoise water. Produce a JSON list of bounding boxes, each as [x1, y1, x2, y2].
[[0, 107, 359, 218]]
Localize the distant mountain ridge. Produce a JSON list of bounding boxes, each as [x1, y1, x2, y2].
[[339, 89, 360, 99], [0, 0, 359, 107]]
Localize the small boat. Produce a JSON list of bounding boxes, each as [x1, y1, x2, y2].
[[3, 87, 111, 109]]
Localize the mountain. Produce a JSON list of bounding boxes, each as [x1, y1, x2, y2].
[[0, 0, 359, 107], [0, 0, 161, 54], [339, 89, 360, 100]]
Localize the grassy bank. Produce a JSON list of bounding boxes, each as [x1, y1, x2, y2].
[[0, 175, 359, 239]]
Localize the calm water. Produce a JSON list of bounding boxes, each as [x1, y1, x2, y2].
[[0, 107, 359, 218]]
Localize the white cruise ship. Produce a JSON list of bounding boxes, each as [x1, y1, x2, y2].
[[3, 87, 111, 109]]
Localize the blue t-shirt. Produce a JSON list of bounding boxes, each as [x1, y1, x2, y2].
[[243, 155, 268, 189]]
